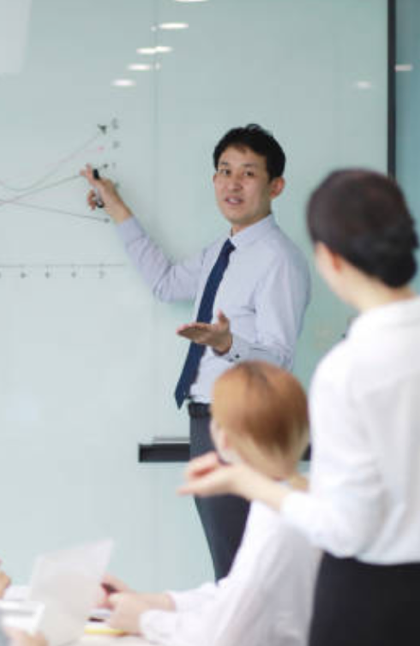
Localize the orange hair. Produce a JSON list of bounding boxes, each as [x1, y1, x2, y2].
[[211, 361, 308, 456]]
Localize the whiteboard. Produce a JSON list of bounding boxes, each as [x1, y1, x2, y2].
[[0, 0, 388, 587]]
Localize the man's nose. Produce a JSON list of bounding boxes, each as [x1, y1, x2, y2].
[[227, 173, 242, 190]]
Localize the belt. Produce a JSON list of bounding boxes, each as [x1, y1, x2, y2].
[[188, 402, 211, 418]]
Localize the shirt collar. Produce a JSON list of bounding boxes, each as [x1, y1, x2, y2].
[[229, 213, 278, 249], [348, 294, 420, 340]]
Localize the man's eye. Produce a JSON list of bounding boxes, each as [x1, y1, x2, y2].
[[219, 169, 230, 176], [244, 171, 255, 178]]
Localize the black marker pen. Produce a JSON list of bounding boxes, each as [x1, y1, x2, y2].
[[92, 168, 105, 208]]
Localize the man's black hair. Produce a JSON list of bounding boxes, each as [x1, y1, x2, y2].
[[213, 124, 286, 180]]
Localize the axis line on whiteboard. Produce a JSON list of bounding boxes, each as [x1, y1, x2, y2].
[[5, 200, 110, 224]]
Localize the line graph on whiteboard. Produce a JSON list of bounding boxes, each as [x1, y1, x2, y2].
[[0, 117, 126, 278]]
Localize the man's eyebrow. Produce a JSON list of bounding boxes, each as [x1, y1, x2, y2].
[[218, 161, 260, 168]]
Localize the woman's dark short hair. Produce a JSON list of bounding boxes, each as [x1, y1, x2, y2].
[[213, 124, 286, 180], [307, 169, 418, 287]]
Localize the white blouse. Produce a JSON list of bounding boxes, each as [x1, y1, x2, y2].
[[284, 296, 420, 564], [140, 500, 318, 646]]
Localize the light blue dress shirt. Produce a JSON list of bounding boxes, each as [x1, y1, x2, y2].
[[118, 213, 310, 403]]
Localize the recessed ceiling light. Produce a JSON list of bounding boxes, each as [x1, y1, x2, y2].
[[158, 22, 189, 30], [136, 46, 173, 56], [128, 64, 153, 71], [112, 79, 136, 87], [355, 81, 372, 90], [136, 47, 156, 55], [395, 63, 413, 72]]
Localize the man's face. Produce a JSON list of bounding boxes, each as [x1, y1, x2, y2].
[[213, 145, 284, 234]]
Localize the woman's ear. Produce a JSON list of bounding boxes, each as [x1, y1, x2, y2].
[[210, 419, 228, 454], [314, 242, 343, 274], [216, 427, 232, 454], [210, 421, 241, 464]]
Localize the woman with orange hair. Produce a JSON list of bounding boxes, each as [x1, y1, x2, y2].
[[100, 361, 318, 646]]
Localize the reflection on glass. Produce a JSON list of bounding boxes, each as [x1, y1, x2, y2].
[[158, 22, 189, 30], [112, 79, 136, 87], [137, 47, 157, 55], [355, 81, 373, 89], [136, 46, 173, 54], [128, 64, 153, 71]]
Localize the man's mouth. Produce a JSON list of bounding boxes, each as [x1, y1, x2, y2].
[[225, 197, 243, 205]]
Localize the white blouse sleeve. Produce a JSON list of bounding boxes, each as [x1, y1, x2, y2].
[[167, 581, 219, 612], [139, 581, 223, 646], [283, 365, 385, 557], [140, 510, 315, 646]]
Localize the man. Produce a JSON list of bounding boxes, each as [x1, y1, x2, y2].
[[81, 123, 310, 579]]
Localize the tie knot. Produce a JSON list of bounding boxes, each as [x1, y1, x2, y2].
[[221, 239, 235, 256]]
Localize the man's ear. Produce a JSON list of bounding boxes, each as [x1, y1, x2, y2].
[[270, 177, 285, 199]]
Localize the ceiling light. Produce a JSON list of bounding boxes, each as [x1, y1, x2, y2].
[[136, 47, 156, 55], [112, 79, 136, 87], [395, 64, 413, 72], [155, 45, 173, 53], [355, 81, 372, 90], [158, 22, 189, 30], [128, 64, 153, 71]]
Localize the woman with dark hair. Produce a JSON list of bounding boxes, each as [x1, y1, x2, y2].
[[181, 169, 420, 646]]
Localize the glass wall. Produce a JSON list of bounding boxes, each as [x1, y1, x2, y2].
[[0, 0, 388, 589], [395, 0, 420, 292]]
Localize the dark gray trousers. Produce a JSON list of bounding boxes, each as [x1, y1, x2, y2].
[[189, 414, 250, 580]]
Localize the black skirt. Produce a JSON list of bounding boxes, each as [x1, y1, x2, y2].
[[309, 552, 420, 646]]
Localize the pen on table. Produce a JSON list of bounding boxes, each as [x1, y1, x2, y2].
[[85, 623, 126, 636], [92, 168, 105, 208]]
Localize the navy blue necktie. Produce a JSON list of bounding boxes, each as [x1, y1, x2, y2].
[[175, 239, 235, 408]]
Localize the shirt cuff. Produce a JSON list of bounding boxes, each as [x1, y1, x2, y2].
[[166, 589, 189, 611], [166, 582, 217, 612], [221, 333, 249, 363]]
